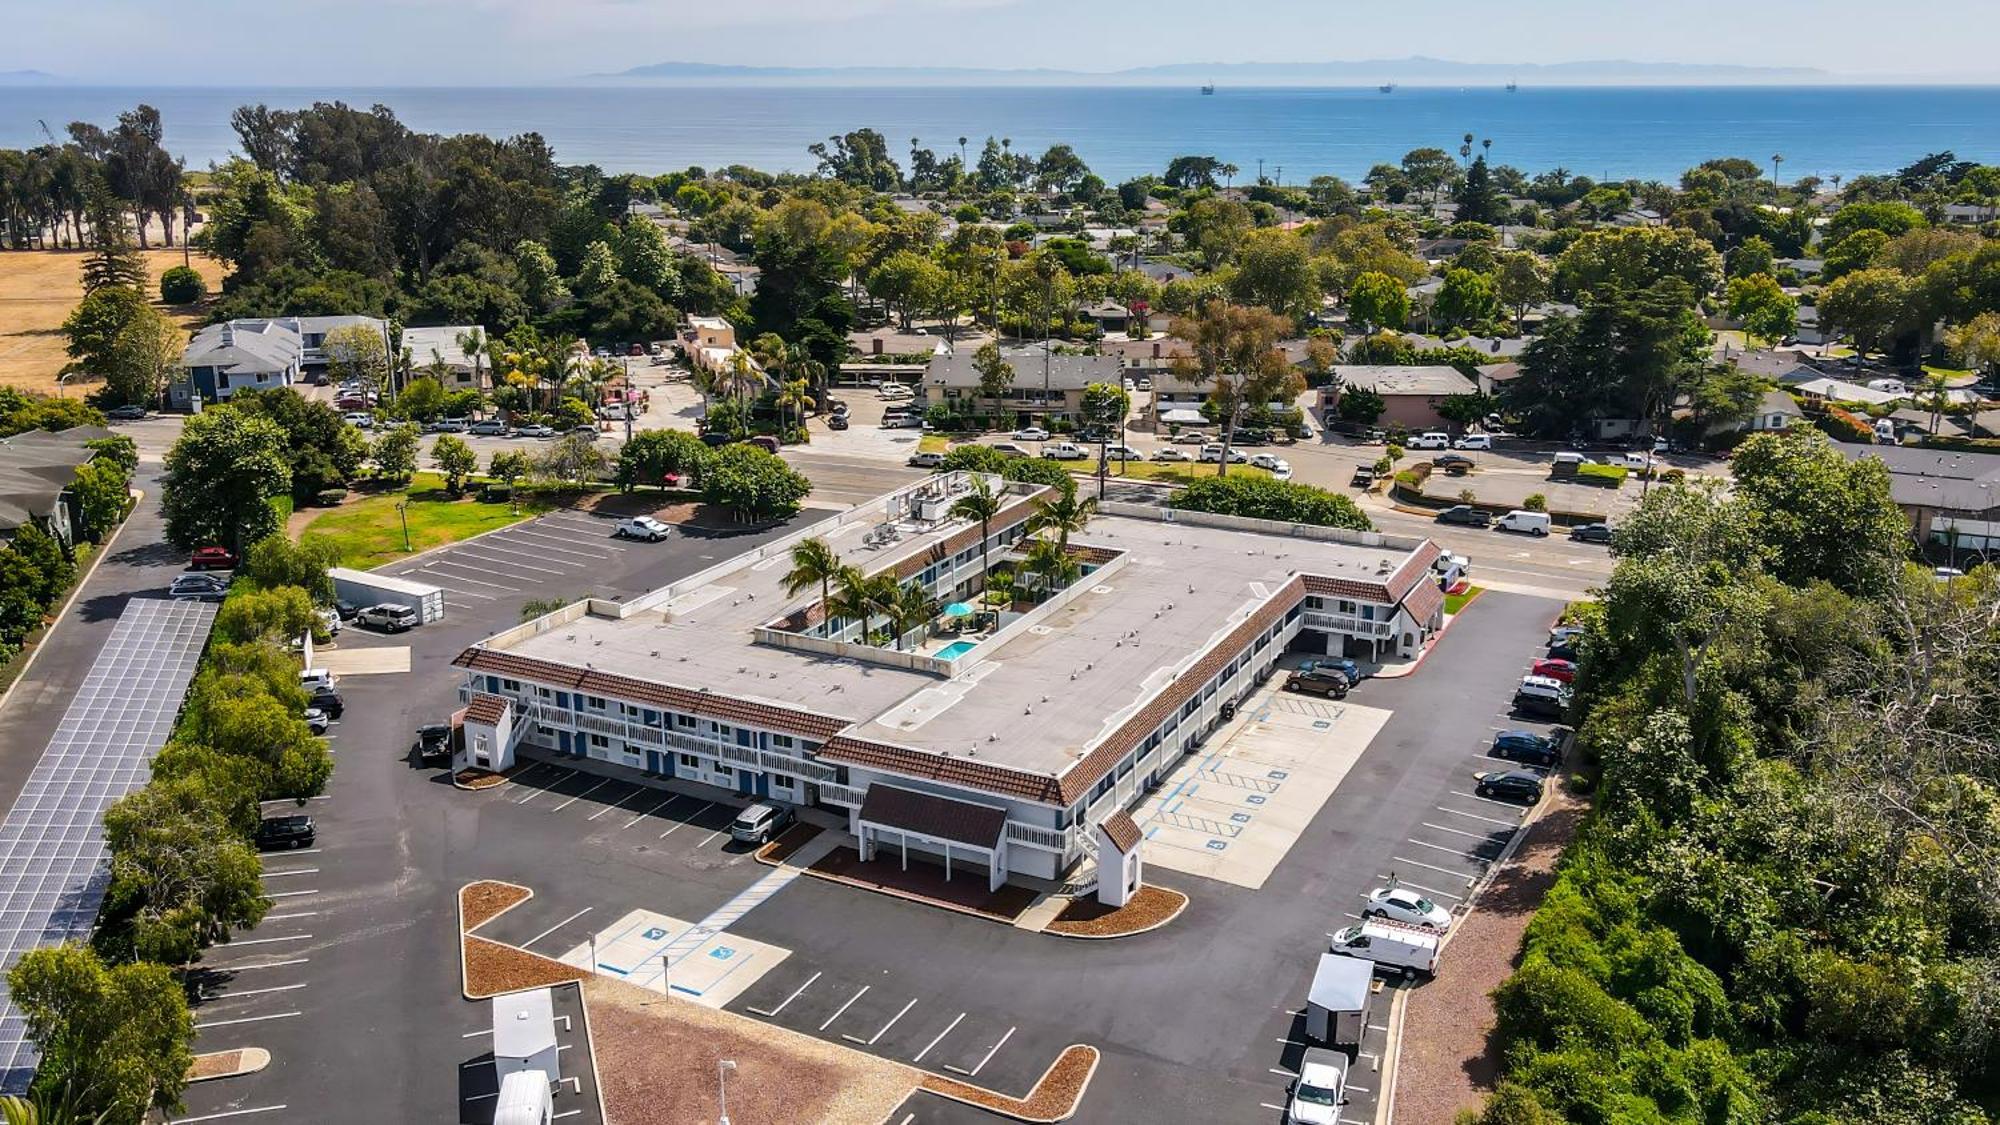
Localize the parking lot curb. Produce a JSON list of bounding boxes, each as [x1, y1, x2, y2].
[[790, 864, 1031, 928], [1376, 987, 1409, 1125], [0, 487, 140, 718], [187, 1046, 271, 1083], [572, 983, 613, 1125], [918, 1043, 1101, 1123], [1039, 886, 1189, 940]]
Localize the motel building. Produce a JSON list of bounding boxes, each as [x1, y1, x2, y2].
[[454, 473, 1444, 892]]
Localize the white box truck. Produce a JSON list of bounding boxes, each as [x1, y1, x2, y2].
[[492, 1070, 552, 1125], [1327, 919, 1441, 980], [329, 567, 444, 625], [1304, 953, 1374, 1050]]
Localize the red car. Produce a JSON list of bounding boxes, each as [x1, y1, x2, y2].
[[190, 545, 238, 570], [1530, 658, 1576, 684]]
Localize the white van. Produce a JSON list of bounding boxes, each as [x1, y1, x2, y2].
[[493, 1070, 552, 1125], [1874, 418, 1898, 444], [1327, 920, 1441, 979], [1551, 451, 1587, 466], [1496, 509, 1552, 537], [1408, 431, 1451, 450]]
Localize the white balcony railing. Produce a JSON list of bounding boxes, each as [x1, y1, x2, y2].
[[819, 783, 866, 808], [1005, 821, 1070, 851], [1303, 611, 1394, 638]]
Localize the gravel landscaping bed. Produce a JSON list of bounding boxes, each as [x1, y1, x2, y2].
[[755, 822, 823, 865], [809, 846, 1038, 921], [1390, 786, 1588, 1124], [1044, 886, 1188, 938], [463, 935, 591, 1000], [920, 1044, 1100, 1123], [454, 766, 513, 790], [584, 974, 915, 1125], [188, 1050, 245, 1081], [459, 880, 532, 932]]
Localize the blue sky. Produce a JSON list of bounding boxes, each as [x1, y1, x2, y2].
[[10, 0, 1998, 85]]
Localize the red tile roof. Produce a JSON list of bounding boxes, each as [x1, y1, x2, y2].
[[859, 784, 1008, 850], [1099, 810, 1142, 854], [1400, 575, 1446, 626], [1385, 541, 1444, 602], [890, 495, 1040, 581], [817, 735, 1064, 804], [1300, 574, 1393, 601], [464, 692, 511, 725]]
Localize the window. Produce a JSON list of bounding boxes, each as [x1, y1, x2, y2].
[[588, 734, 609, 749], [714, 763, 734, 778], [678, 753, 700, 768], [585, 695, 607, 712], [501, 678, 520, 692], [771, 735, 794, 750], [771, 775, 794, 792], [675, 714, 696, 728]]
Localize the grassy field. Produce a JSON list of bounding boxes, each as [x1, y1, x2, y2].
[[298, 472, 554, 570], [1081, 460, 1275, 483], [0, 249, 226, 392]]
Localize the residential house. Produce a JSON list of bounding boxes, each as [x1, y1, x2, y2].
[[0, 425, 111, 546], [1943, 202, 1999, 225], [1318, 365, 1478, 431], [174, 319, 304, 407], [1746, 389, 1804, 432], [403, 326, 493, 390], [1839, 445, 2000, 551], [918, 349, 1122, 422]]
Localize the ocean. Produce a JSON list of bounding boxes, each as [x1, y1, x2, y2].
[[1, 84, 1996, 184]]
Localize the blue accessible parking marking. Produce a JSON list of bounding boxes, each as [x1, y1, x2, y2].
[[1268, 769, 1289, 780], [642, 927, 667, 941], [1245, 795, 1267, 805], [1206, 840, 1229, 851], [1230, 812, 1252, 823]]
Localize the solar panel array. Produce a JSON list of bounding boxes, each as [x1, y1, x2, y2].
[[0, 599, 218, 1094]]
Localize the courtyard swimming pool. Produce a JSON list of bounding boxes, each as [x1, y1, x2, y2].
[[937, 640, 980, 660]]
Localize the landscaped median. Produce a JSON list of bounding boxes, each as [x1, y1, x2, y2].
[[919, 1044, 1101, 1123], [1043, 886, 1188, 938]]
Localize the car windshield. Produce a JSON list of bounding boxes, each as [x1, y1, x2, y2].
[[1412, 897, 1436, 913], [1295, 1082, 1341, 1106]]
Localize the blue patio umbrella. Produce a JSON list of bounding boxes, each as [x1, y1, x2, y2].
[[944, 601, 976, 617]]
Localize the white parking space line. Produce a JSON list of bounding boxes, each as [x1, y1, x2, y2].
[[1375, 876, 1461, 902], [194, 1011, 302, 1029], [167, 1106, 289, 1122], [1421, 822, 1507, 843], [515, 769, 575, 804], [442, 587, 498, 602], [748, 970, 822, 1018], [1406, 838, 1495, 862], [524, 908, 593, 948], [261, 868, 319, 878], [1452, 790, 1533, 809], [696, 826, 729, 848], [1391, 856, 1478, 879], [262, 912, 317, 922], [206, 957, 308, 972], [819, 986, 870, 1031], [419, 564, 521, 591], [509, 524, 625, 550], [660, 801, 714, 837], [912, 1011, 964, 1063], [452, 539, 587, 568], [622, 793, 681, 829], [461, 1029, 490, 1039], [487, 530, 617, 558], [550, 777, 613, 811], [263, 889, 316, 898], [587, 788, 651, 821], [448, 549, 567, 576], [943, 1026, 1014, 1077], [208, 983, 307, 1000], [228, 934, 313, 946], [1270, 1067, 1297, 1077], [1436, 805, 1522, 828], [1259, 1104, 1287, 1113], [843, 997, 918, 1046]]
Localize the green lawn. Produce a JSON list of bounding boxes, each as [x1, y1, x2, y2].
[[298, 472, 554, 570], [1085, 460, 1274, 483], [1444, 585, 1484, 615]]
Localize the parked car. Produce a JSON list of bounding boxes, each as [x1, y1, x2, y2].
[[1529, 658, 1576, 684], [307, 684, 345, 718], [1570, 522, 1613, 544], [105, 404, 147, 421], [1285, 668, 1350, 699], [1492, 730, 1561, 767], [1012, 426, 1051, 442], [1431, 453, 1475, 473], [1173, 430, 1209, 445], [299, 668, 336, 692], [1548, 623, 1585, 645], [1299, 657, 1363, 686], [1042, 442, 1089, 461], [355, 603, 419, 633], [614, 516, 671, 542], [1285, 1047, 1351, 1125], [1350, 466, 1377, 487], [303, 707, 331, 735], [1199, 444, 1247, 463], [1136, 377, 1152, 391], [1433, 551, 1471, 579], [414, 723, 453, 764], [1512, 675, 1571, 718], [1451, 433, 1491, 451], [1152, 447, 1191, 462], [1363, 886, 1452, 930], [1546, 640, 1581, 663], [1249, 452, 1289, 472], [316, 607, 341, 637], [342, 411, 376, 429], [729, 802, 797, 845], [990, 443, 1029, 458], [190, 545, 237, 570], [826, 414, 849, 431], [1102, 444, 1143, 462], [1495, 510, 1552, 537], [1434, 505, 1491, 528], [1475, 769, 1545, 804], [877, 384, 914, 400], [469, 419, 510, 436], [907, 451, 945, 468], [1552, 451, 1588, 466], [1327, 920, 1440, 979], [1408, 431, 1451, 450], [1233, 428, 1271, 447], [568, 425, 600, 440], [881, 413, 925, 429], [516, 423, 555, 439], [168, 574, 230, 601], [254, 814, 315, 851]]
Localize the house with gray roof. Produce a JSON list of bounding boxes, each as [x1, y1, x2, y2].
[[0, 426, 111, 546], [1841, 444, 2000, 553], [919, 348, 1123, 422], [174, 319, 305, 407], [1317, 365, 1477, 431]]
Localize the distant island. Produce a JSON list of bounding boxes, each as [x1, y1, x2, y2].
[[597, 56, 1830, 86], [0, 70, 63, 86]]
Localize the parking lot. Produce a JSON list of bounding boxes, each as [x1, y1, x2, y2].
[[376, 509, 646, 613]]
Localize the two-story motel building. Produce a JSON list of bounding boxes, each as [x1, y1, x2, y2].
[[453, 474, 1445, 891]]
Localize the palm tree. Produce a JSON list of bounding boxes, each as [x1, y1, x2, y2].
[[832, 565, 873, 643], [456, 327, 488, 393], [863, 573, 903, 645], [1023, 537, 1078, 596], [782, 537, 842, 631], [776, 379, 811, 436], [1026, 488, 1096, 552], [718, 349, 764, 402], [891, 582, 939, 650], [949, 475, 1005, 581]]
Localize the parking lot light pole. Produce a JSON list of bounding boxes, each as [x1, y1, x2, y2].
[[717, 1059, 736, 1125], [395, 501, 411, 552]]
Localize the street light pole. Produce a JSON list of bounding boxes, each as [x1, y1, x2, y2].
[[717, 1059, 737, 1125], [396, 501, 411, 553]]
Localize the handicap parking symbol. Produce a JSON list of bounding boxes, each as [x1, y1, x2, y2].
[[1268, 769, 1289, 780], [709, 946, 736, 960], [1313, 720, 1331, 730], [1206, 839, 1229, 851], [642, 927, 667, 941]]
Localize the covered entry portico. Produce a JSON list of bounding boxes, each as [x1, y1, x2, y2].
[[856, 784, 1010, 893]]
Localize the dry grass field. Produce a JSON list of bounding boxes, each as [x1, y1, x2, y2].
[[0, 249, 225, 393]]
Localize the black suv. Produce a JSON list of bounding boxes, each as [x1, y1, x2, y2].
[[308, 684, 345, 718], [1435, 504, 1492, 527], [255, 814, 315, 850], [1284, 668, 1351, 699], [1570, 523, 1613, 544], [1475, 770, 1544, 804]]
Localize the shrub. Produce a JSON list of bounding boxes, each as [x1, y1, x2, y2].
[[1815, 403, 1874, 444], [1661, 468, 1686, 483], [1524, 493, 1548, 512], [159, 265, 207, 305], [1169, 475, 1372, 531], [1574, 463, 1629, 486], [481, 483, 514, 503], [313, 488, 348, 507]]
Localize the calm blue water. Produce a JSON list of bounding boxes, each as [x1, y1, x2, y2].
[[2, 85, 1995, 182], [936, 640, 980, 661]]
